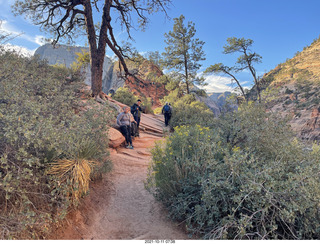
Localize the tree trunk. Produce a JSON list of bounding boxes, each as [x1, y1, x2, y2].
[[227, 71, 246, 99], [256, 82, 262, 103], [185, 75, 190, 94], [244, 49, 261, 103], [91, 56, 104, 96], [83, 0, 100, 97], [84, 0, 131, 98], [248, 66, 261, 103], [83, 0, 111, 98], [184, 53, 189, 94]]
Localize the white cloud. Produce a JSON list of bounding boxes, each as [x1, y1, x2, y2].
[[235, 68, 266, 78], [2, 43, 35, 57], [21, 33, 46, 46], [240, 69, 250, 74], [33, 35, 46, 46], [203, 75, 234, 93], [203, 74, 252, 93], [1, 20, 45, 46], [1, 20, 20, 36], [238, 80, 252, 86]]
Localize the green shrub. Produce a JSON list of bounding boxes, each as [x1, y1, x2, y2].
[[214, 102, 294, 161], [140, 96, 154, 114], [198, 143, 320, 239], [153, 107, 162, 115], [113, 87, 137, 106], [170, 101, 214, 128], [163, 93, 214, 128], [0, 49, 113, 239], [160, 88, 182, 105], [146, 125, 223, 218], [284, 87, 294, 94], [147, 102, 320, 239], [192, 89, 207, 97], [312, 97, 320, 105], [113, 87, 153, 114], [284, 99, 292, 105]]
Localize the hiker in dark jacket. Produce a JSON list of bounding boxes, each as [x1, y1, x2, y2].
[[117, 106, 134, 149], [162, 102, 172, 127], [131, 99, 142, 135]]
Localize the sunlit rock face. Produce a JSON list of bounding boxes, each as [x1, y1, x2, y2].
[[259, 38, 320, 142], [34, 44, 166, 106], [34, 44, 123, 93]]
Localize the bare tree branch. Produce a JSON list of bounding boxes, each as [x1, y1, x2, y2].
[[13, 0, 171, 96]]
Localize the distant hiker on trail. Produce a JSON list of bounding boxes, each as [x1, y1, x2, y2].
[[131, 99, 142, 136], [162, 102, 172, 127], [108, 89, 115, 97], [117, 106, 134, 149]]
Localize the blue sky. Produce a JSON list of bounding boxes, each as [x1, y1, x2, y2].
[[1, 0, 320, 93]]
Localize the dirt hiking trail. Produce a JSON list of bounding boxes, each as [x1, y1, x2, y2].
[[49, 113, 189, 240]]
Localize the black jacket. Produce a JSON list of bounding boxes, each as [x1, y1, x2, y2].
[[131, 103, 142, 117]]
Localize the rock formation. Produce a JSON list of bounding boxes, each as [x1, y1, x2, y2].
[[209, 91, 232, 107], [193, 93, 221, 117], [35, 44, 115, 90], [258, 37, 320, 142], [34, 44, 167, 107], [108, 128, 125, 148], [300, 107, 320, 141]]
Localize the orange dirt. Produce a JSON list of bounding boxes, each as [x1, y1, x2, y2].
[[49, 118, 189, 240]]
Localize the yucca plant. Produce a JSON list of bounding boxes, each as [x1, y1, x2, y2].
[[48, 158, 97, 203], [0, 50, 112, 239]]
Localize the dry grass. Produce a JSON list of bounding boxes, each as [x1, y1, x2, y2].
[[47, 158, 98, 202]]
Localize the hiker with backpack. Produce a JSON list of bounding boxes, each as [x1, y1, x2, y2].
[[162, 102, 172, 127], [131, 99, 142, 136], [117, 106, 135, 149]]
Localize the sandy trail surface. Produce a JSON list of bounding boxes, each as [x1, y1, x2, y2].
[[50, 114, 188, 240]]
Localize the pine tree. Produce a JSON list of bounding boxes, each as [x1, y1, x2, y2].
[[205, 37, 262, 102], [162, 15, 206, 94]]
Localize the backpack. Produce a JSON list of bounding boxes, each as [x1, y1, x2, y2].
[[131, 104, 137, 116], [131, 122, 139, 137], [163, 104, 171, 113]]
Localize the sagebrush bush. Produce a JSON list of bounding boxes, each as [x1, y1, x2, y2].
[[113, 87, 137, 106], [170, 96, 214, 128], [147, 102, 320, 240], [160, 87, 182, 105], [113, 87, 153, 114], [215, 102, 295, 161], [146, 125, 224, 216], [140, 96, 154, 114], [160, 92, 214, 127], [0, 48, 113, 239], [153, 107, 162, 115], [200, 143, 320, 239]]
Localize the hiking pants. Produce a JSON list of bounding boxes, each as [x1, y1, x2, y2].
[[133, 116, 140, 136], [120, 125, 132, 145], [164, 113, 171, 126], [134, 115, 140, 129]]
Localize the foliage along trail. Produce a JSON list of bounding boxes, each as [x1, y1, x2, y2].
[[49, 113, 188, 240]]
